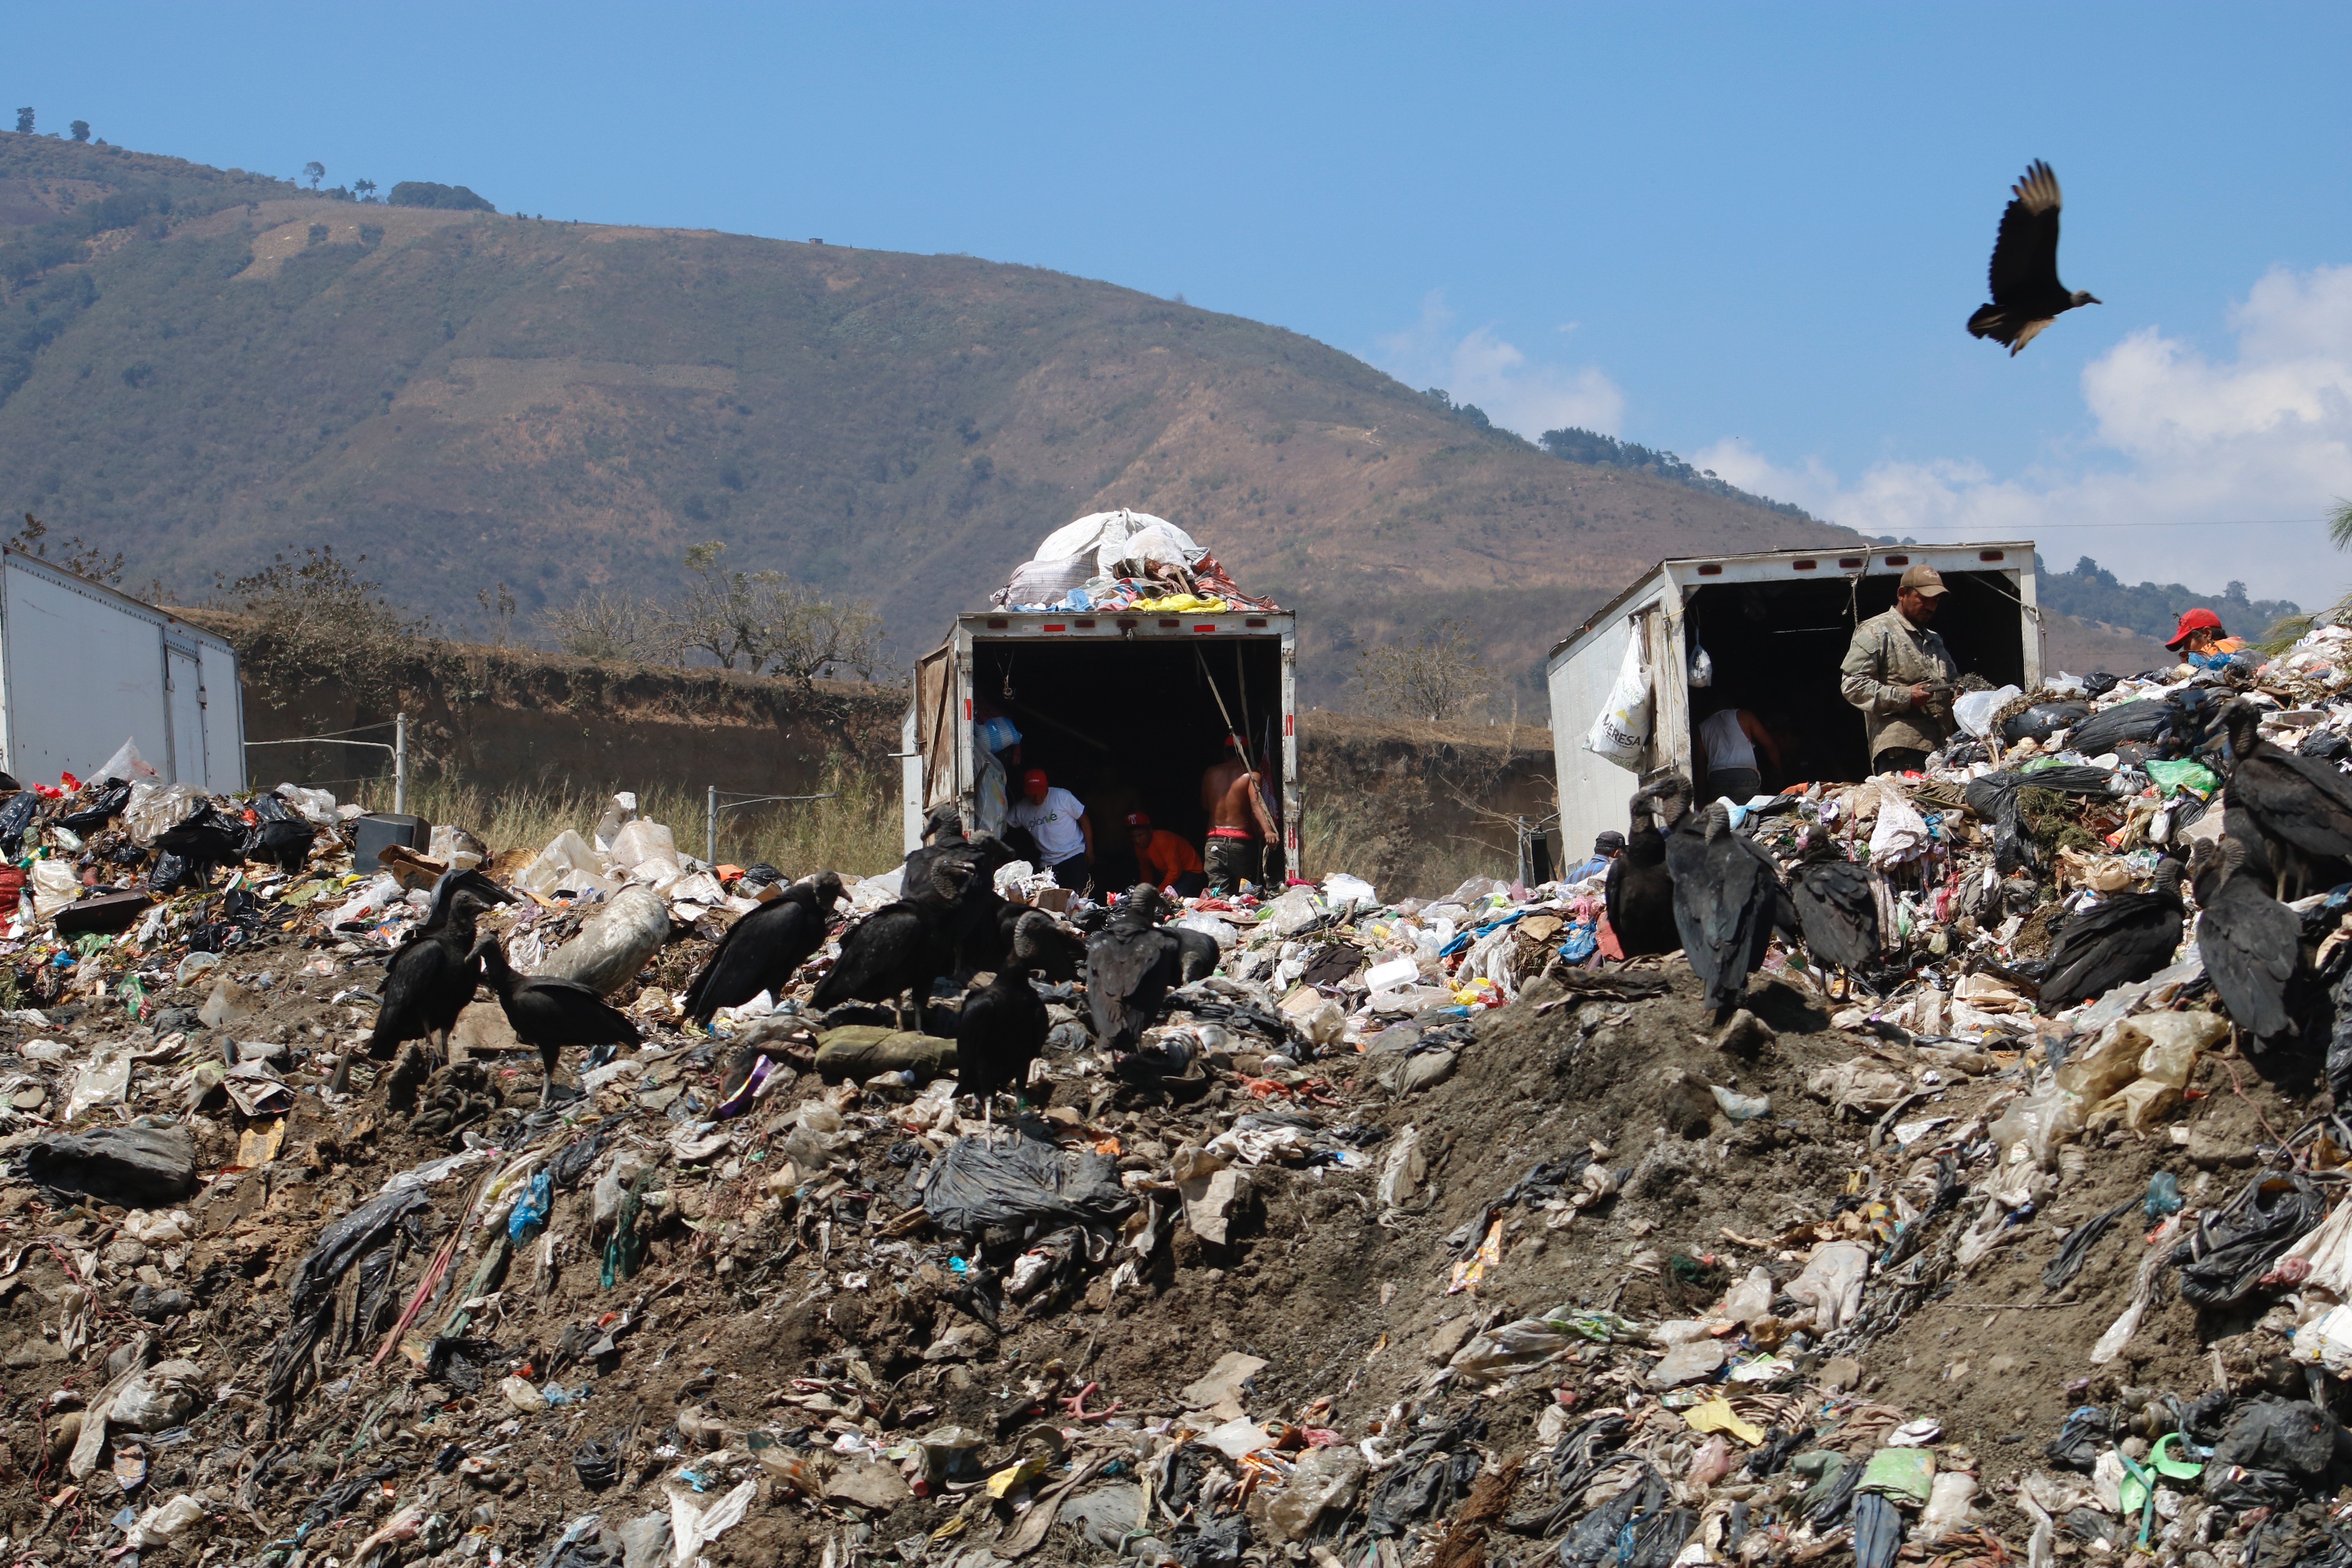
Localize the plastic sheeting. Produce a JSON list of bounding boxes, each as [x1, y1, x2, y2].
[[915, 1131, 1132, 1236]]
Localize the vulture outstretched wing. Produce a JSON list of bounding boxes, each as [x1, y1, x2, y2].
[[1987, 160, 2063, 305]]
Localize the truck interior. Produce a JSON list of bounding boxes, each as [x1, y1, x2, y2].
[[1680, 569, 2031, 788], [968, 635, 1285, 889]]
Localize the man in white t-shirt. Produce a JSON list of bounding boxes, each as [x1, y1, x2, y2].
[[1006, 768, 1095, 893]]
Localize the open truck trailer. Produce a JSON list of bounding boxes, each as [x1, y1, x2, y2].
[[1545, 542, 2041, 859], [902, 607, 1299, 887]]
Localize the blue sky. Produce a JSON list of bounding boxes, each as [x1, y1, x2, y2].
[[12, 3, 2352, 602]]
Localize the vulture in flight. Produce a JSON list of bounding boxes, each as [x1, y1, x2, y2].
[[2213, 699, 2352, 900], [1789, 829, 1880, 991], [681, 871, 846, 1023], [1967, 160, 2100, 356], [1662, 797, 1785, 1022], [2189, 838, 2300, 1040], [2038, 859, 2185, 1010]]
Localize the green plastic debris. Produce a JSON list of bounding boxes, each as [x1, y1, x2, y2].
[[1858, 1445, 1935, 1505], [2146, 759, 2220, 800]]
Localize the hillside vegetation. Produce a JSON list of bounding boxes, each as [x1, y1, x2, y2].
[[0, 132, 2172, 704]]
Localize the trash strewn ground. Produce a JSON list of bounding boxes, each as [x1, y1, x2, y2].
[[9, 618, 2352, 1568]]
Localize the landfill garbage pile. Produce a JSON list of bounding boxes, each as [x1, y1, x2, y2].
[[14, 618, 2352, 1568]]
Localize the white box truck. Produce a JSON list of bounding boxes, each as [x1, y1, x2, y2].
[[902, 607, 1299, 880], [1546, 543, 2042, 857], [0, 548, 245, 792]]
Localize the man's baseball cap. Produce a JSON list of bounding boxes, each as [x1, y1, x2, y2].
[[1021, 768, 1049, 791], [1595, 831, 1627, 852], [2166, 606, 2224, 650], [1125, 811, 1152, 829], [1898, 564, 1948, 597]]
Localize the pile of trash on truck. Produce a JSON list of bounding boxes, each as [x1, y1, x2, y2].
[[9, 614, 2352, 1568], [991, 509, 1284, 615]]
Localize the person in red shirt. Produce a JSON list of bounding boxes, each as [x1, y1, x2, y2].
[[1127, 811, 1206, 897]]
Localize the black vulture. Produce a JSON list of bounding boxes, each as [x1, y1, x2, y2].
[[901, 804, 970, 897], [2038, 860, 2186, 1009], [1085, 885, 1183, 1052], [681, 871, 846, 1023], [360, 888, 499, 1108], [956, 909, 1056, 1114], [989, 900, 1087, 982], [473, 938, 642, 1104], [2214, 700, 2352, 900], [1789, 829, 1880, 990], [416, 867, 515, 935], [810, 858, 970, 1026], [1606, 782, 1683, 958], [1967, 160, 2100, 355], [2190, 838, 2300, 1040], [1662, 797, 1784, 1022], [1171, 925, 1223, 985]]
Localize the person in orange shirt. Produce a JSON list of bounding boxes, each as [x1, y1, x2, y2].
[[1127, 811, 1206, 897], [2166, 608, 2246, 671]]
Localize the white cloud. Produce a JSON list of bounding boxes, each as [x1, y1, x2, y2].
[[1372, 291, 1624, 440], [1697, 265, 2352, 607]]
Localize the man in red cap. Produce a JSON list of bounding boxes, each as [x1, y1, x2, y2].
[[1127, 811, 1206, 897], [2166, 608, 2244, 670], [1839, 563, 1964, 775], [1006, 768, 1094, 892]]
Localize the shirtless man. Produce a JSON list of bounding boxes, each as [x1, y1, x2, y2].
[[1199, 737, 1279, 895]]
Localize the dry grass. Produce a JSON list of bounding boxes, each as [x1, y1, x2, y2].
[[352, 761, 904, 878]]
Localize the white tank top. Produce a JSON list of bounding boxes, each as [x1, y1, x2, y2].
[[1699, 709, 1756, 773]]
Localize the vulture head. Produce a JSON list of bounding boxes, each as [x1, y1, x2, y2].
[[1010, 909, 1058, 965], [926, 857, 976, 902], [1700, 801, 1731, 843], [806, 870, 847, 909]]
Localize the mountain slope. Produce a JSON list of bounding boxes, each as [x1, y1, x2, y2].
[[0, 133, 2147, 704]]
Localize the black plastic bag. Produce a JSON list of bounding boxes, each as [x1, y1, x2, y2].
[[2072, 699, 2184, 756], [22, 1123, 198, 1209], [1557, 1469, 1667, 1568], [58, 780, 131, 831], [915, 1129, 1132, 1236], [2207, 1464, 2304, 1510], [2044, 1196, 2140, 1290], [2045, 1405, 2112, 1470], [289, 1187, 431, 1318], [0, 790, 40, 854], [2002, 702, 2091, 744], [2173, 1173, 2327, 1308], [148, 851, 200, 893], [2215, 1398, 2338, 1477], [1167, 1513, 1250, 1568], [1807, 1457, 1863, 1527], [155, 802, 246, 864], [573, 1439, 621, 1491], [2082, 671, 2121, 697]]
